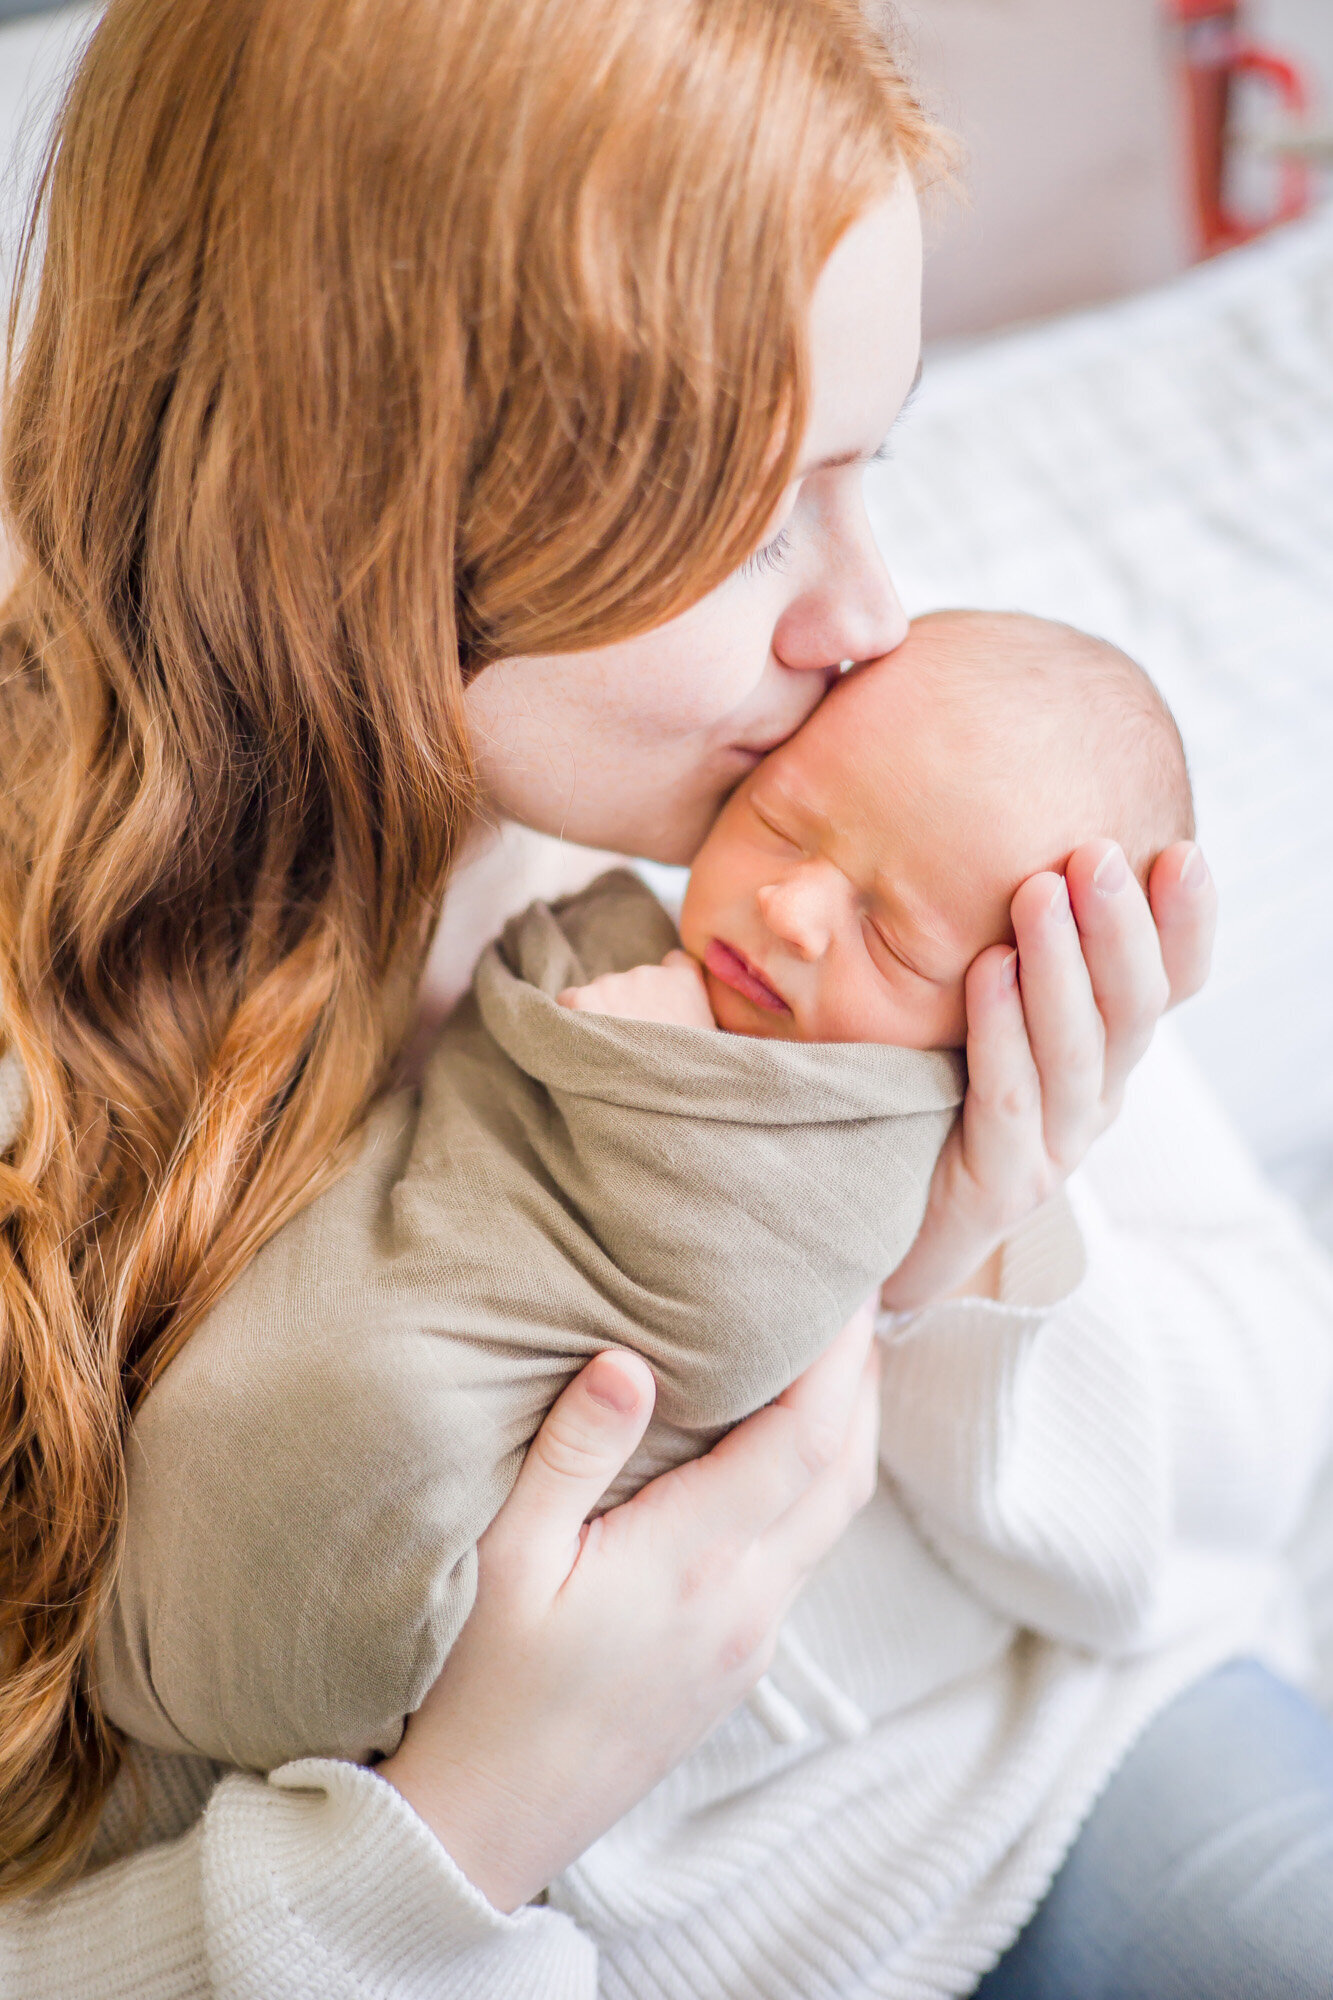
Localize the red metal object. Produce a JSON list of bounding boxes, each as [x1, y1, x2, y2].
[[1170, 0, 1313, 256]]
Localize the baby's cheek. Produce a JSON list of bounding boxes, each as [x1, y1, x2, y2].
[[678, 847, 731, 961], [677, 880, 705, 960], [886, 979, 967, 1052], [928, 980, 970, 1051], [815, 969, 966, 1051]]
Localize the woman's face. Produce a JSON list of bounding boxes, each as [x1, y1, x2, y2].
[[464, 180, 923, 864]]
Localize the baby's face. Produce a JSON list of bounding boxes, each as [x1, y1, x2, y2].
[[679, 648, 1042, 1047]]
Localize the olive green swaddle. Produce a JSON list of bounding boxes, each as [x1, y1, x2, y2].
[[98, 871, 963, 1770]]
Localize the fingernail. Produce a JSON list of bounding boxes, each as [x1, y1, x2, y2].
[[1092, 846, 1129, 896], [586, 1358, 640, 1415], [1001, 950, 1018, 988], [1178, 845, 1210, 892], [1048, 879, 1072, 924]]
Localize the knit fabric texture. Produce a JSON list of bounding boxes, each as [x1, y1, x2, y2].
[[98, 871, 961, 1770]]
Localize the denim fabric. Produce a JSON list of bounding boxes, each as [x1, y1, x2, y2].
[[973, 1661, 1333, 2000]]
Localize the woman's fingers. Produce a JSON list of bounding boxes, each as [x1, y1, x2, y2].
[[1015, 840, 1213, 1145], [484, 1349, 656, 1586], [954, 941, 1049, 1219], [1011, 841, 1210, 1156], [887, 835, 1211, 1313], [880, 946, 1045, 1311], [1009, 870, 1107, 1166], [1063, 840, 1170, 1101], [1148, 842, 1217, 1006], [767, 1338, 883, 1578], [777, 1294, 876, 1424], [498, 1298, 876, 1608], [658, 1298, 877, 1549]]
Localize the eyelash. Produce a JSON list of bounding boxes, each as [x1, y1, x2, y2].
[[738, 526, 793, 581], [863, 914, 897, 963], [862, 913, 925, 983], [751, 804, 800, 847], [737, 436, 897, 583]]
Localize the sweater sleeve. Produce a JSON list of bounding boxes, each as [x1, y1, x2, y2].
[[875, 1025, 1333, 1656], [0, 1760, 596, 2000]]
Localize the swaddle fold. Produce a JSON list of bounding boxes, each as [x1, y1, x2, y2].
[[98, 871, 962, 1770]]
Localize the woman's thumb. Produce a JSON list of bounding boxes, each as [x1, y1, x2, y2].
[[492, 1350, 657, 1567]]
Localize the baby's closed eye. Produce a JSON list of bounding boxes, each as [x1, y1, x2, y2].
[[557, 952, 717, 1029]]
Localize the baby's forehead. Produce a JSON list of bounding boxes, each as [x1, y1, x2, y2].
[[824, 613, 1134, 772], [806, 610, 1189, 883], [769, 665, 1001, 858], [850, 613, 1079, 709], [777, 626, 1066, 839], [796, 634, 1008, 792]]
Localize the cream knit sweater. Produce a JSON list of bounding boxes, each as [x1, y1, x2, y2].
[[2, 1026, 1332, 2000]]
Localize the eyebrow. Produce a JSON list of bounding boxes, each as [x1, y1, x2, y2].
[[749, 776, 812, 825], [795, 358, 923, 479]]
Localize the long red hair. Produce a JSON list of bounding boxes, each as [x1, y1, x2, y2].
[[0, 0, 942, 1890]]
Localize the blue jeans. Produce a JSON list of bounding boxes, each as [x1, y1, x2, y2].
[[972, 1661, 1333, 2000]]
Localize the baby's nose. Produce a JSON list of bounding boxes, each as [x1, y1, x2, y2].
[[756, 873, 833, 960]]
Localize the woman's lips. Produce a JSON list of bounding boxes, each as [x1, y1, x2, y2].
[[703, 939, 791, 1013], [729, 739, 785, 770], [728, 720, 809, 766]]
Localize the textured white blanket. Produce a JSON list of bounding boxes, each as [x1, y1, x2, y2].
[[866, 209, 1333, 1240]]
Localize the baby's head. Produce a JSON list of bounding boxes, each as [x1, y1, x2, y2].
[[679, 610, 1194, 1047]]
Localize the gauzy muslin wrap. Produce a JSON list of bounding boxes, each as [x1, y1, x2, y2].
[[97, 871, 964, 1770]]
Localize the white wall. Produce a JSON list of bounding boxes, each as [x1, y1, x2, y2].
[[895, 0, 1331, 341], [1242, 0, 1333, 209], [901, 0, 1192, 340], [1254, 0, 1333, 103], [0, 4, 98, 303], [0, 6, 97, 588], [2, 5, 1326, 355]]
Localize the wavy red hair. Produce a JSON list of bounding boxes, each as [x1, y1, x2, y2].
[[0, 0, 943, 1889]]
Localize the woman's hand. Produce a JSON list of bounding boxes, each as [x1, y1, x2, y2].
[[881, 838, 1217, 1311], [379, 1302, 881, 1913]]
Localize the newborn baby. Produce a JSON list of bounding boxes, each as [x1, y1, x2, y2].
[[563, 609, 1194, 1047], [99, 608, 1191, 1776]]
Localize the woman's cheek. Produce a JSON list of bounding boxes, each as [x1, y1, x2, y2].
[[647, 601, 772, 730]]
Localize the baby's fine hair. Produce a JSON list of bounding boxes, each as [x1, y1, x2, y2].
[[909, 609, 1195, 883]]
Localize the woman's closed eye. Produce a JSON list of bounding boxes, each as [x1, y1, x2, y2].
[[738, 525, 793, 581]]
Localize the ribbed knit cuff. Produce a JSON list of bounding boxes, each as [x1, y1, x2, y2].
[[878, 1187, 1088, 1348], [998, 1186, 1088, 1308], [233, 1759, 599, 1998]]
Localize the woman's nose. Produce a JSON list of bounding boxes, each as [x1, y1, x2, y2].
[[773, 501, 908, 672], [756, 870, 835, 960]]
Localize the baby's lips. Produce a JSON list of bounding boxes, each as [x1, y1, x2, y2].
[[703, 938, 791, 1013]]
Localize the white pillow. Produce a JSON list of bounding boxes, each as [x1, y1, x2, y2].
[[866, 211, 1333, 1231]]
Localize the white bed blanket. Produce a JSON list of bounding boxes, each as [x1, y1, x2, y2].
[[866, 209, 1333, 1243]]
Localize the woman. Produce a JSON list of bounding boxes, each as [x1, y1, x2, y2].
[[2, 1, 1328, 1994]]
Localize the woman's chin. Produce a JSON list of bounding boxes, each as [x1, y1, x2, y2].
[[629, 810, 717, 869]]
